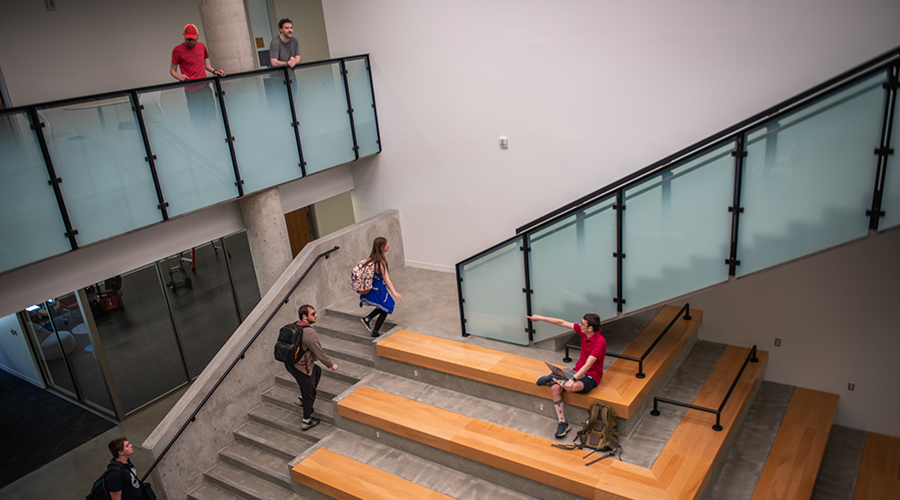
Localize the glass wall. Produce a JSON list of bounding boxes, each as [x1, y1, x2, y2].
[[457, 62, 898, 346], [458, 238, 528, 345], [528, 198, 618, 342], [18, 230, 259, 418], [622, 142, 734, 311], [0, 112, 71, 273], [1, 56, 380, 274], [737, 72, 887, 276]]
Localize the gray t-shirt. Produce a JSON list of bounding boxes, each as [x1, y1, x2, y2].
[[269, 36, 300, 64]]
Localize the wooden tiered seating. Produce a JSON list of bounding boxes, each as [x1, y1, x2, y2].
[[293, 448, 454, 500], [853, 432, 900, 500], [336, 345, 768, 500], [376, 305, 702, 419], [750, 388, 839, 500]]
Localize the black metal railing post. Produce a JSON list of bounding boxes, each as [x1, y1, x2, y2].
[[522, 235, 534, 343], [364, 55, 383, 152], [613, 189, 625, 313], [456, 263, 469, 338], [339, 59, 360, 161], [28, 107, 79, 249], [140, 246, 338, 482], [130, 90, 170, 220], [868, 62, 898, 230], [283, 66, 307, 177], [726, 135, 746, 277], [213, 77, 244, 197]]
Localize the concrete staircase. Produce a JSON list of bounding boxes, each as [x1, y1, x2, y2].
[[185, 296, 839, 500]]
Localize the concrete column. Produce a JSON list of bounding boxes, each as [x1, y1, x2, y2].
[[240, 189, 293, 296], [197, 0, 258, 73]]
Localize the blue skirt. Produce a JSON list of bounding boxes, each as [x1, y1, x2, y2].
[[359, 274, 395, 314]]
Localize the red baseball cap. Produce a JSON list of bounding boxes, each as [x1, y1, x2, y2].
[[183, 24, 199, 40]]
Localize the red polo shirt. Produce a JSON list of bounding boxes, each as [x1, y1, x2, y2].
[[574, 323, 606, 383]]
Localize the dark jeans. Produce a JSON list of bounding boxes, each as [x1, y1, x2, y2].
[[366, 308, 388, 334], [284, 361, 321, 419]]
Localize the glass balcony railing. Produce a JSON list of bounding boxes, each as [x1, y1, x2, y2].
[[457, 48, 900, 346], [0, 55, 380, 274]]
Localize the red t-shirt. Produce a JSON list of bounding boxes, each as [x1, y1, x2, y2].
[[574, 323, 606, 383], [171, 42, 209, 81]]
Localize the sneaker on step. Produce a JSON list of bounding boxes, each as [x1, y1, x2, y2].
[[294, 398, 302, 408], [360, 317, 372, 333], [371, 331, 381, 338], [536, 374, 554, 386], [555, 421, 570, 438], [301, 417, 320, 430]]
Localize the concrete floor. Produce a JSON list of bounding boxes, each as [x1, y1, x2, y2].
[[0, 386, 186, 500]]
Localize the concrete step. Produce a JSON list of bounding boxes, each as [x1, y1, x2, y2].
[[246, 403, 335, 444], [234, 418, 318, 461], [188, 482, 244, 500], [318, 334, 376, 367], [292, 429, 542, 500], [261, 384, 336, 423], [274, 371, 352, 400], [205, 461, 305, 500], [219, 441, 294, 489], [316, 310, 387, 345], [322, 307, 396, 336]]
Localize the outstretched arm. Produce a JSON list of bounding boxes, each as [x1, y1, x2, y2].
[[380, 264, 402, 301], [526, 315, 575, 330]]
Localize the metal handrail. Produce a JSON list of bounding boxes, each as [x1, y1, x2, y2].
[[649, 344, 758, 432], [140, 245, 339, 481], [563, 303, 692, 379]]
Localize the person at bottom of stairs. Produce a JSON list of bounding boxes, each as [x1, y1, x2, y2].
[[284, 304, 338, 430]]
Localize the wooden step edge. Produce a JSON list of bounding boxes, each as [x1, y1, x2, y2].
[[337, 385, 673, 500], [750, 387, 839, 500], [851, 431, 900, 500], [652, 347, 769, 500], [292, 448, 455, 500]]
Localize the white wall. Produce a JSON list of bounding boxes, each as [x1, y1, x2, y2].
[[0, 313, 41, 385], [0, 0, 205, 106], [323, 0, 900, 270]]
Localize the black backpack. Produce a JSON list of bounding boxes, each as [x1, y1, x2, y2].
[[274, 322, 308, 364], [86, 462, 127, 500]]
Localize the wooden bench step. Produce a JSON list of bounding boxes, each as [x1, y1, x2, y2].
[[293, 447, 455, 500], [376, 304, 701, 419], [853, 432, 900, 500], [750, 387, 839, 500], [337, 345, 765, 500]]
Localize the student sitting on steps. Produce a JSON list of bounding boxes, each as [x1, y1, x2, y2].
[[529, 313, 607, 438]]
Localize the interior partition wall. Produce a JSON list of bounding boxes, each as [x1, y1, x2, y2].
[[0, 55, 381, 275], [457, 51, 900, 346]]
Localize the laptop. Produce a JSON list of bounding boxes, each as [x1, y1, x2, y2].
[[544, 362, 576, 382]]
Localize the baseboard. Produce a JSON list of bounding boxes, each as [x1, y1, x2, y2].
[[403, 260, 455, 273]]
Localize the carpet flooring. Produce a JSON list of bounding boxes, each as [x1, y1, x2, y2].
[[0, 369, 116, 488]]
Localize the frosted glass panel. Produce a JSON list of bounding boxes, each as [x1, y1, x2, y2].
[[881, 88, 900, 230], [140, 86, 237, 217], [623, 143, 733, 311], [39, 97, 162, 245], [737, 72, 886, 276], [528, 198, 617, 343], [221, 72, 303, 194], [291, 63, 356, 174], [345, 58, 380, 157], [0, 112, 71, 272], [458, 238, 528, 345]]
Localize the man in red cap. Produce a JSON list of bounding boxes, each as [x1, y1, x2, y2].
[[169, 24, 224, 125]]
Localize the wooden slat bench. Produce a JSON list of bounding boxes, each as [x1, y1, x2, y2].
[[853, 432, 900, 500], [336, 345, 767, 500], [292, 448, 454, 500], [376, 305, 702, 419], [750, 388, 839, 500]]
